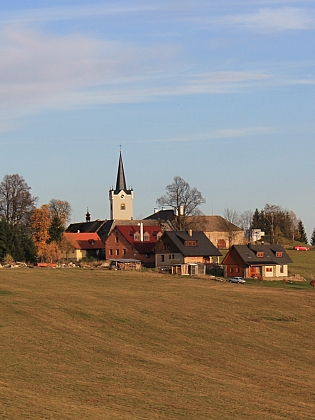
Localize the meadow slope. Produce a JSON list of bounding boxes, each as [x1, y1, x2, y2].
[[1, 268, 315, 419]]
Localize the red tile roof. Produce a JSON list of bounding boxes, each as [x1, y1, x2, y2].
[[64, 232, 104, 250], [114, 225, 163, 246]]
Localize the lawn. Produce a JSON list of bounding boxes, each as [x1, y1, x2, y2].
[[1, 268, 315, 419]]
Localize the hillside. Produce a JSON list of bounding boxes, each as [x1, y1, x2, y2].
[[1, 269, 315, 419]]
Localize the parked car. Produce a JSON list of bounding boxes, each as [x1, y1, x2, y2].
[[293, 245, 310, 251], [229, 276, 246, 284]]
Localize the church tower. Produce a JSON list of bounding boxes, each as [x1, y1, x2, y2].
[[109, 151, 133, 220]]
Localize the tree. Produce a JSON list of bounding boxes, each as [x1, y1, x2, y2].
[[48, 199, 71, 226], [310, 227, 315, 246], [0, 174, 37, 227], [156, 176, 205, 230], [222, 208, 241, 248], [30, 205, 51, 261], [297, 219, 308, 244], [48, 215, 64, 243], [0, 217, 36, 263], [238, 210, 253, 231]]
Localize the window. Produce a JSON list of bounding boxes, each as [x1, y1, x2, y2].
[[163, 243, 170, 250], [116, 249, 119, 256], [184, 240, 197, 247], [169, 254, 172, 259], [257, 252, 264, 258], [235, 267, 239, 273], [161, 255, 165, 262], [143, 232, 150, 241], [134, 232, 140, 241], [123, 249, 127, 255], [109, 249, 113, 256], [280, 265, 284, 273], [276, 252, 283, 258], [120, 203, 126, 210], [266, 267, 272, 272], [229, 267, 233, 273], [217, 239, 226, 248], [115, 236, 119, 243]]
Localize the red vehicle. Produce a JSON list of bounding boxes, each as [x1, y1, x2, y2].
[[293, 245, 310, 251]]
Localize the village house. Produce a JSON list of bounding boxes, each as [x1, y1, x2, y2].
[[222, 244, 293, 280], [105, 224, 163, 268], [63, 232, 105, 261], [155, 230, 222, 275], [185, 215, 245, 249]]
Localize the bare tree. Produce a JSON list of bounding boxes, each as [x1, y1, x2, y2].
[[223, 208, 242, 248], [48, 199, 72, 226], [223, 208, 240, 226], [0, 174, 37, 226], [157, 176, 205, 230], [238, 210, 253, 231]]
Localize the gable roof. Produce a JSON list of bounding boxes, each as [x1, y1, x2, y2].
[[161, 231, 222, 257], [223, 244, 292, 266], [186, 215, 243, 232], [66, 220, 114, 242], [64, 232, 104, 250], [144, 209, 176, 221]]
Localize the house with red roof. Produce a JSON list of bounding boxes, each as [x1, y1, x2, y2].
[[105, 224, 163, 268], [63, 232, 105, 261]]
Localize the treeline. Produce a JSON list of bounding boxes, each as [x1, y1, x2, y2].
[[251, 204, 308, 244], [0, 174, 71, 264]]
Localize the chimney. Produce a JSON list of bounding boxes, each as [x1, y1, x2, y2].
[[138, 222, 144, 242], [188, 229, 193, 236]]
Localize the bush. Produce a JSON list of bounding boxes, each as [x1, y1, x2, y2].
[[3, 254, 15, 265]]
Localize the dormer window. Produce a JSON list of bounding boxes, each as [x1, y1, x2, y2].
[[134, 232, 140, 241], [89, 239, 95, 246], [276, 252, 283, 258], [257, 252, 264, 258], [184, 240, 197, 247], [143, 232, 150, 241]]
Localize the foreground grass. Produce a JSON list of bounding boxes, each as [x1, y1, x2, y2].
[[1, 269, 315, 419]]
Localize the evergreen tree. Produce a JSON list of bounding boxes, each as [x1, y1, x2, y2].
[[48, 215, 64, 244], [0, 217, 36, 263], [297, 219, 308, 244], [251, 209, 261, 229], [310, 227, 315, 246]]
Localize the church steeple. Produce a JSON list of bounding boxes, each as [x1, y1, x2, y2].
[[115, 151, 127, 193], [109, 150, 133, 220]]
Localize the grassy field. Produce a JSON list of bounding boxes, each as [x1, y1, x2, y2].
[[1, 267, 315, 419]]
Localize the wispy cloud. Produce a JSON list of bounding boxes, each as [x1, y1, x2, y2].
[[220, 7, 315, 31], [132, 127, 276, 144], [0, 21, 313, 131], [0, 2, 163, 24]]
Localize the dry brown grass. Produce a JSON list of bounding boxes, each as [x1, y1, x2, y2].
[[1, 268, 315, 419]]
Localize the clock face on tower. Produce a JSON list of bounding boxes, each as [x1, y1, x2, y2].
[[121, 194, 125, 199]]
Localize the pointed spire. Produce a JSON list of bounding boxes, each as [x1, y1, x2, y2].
[[115, 151, 127, 192], [85, 208, 91, 222]]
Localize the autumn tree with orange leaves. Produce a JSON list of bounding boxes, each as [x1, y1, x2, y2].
[[30, 200, 71, 262]]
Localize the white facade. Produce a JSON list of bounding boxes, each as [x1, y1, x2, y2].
[[109, 189, 133, 220]]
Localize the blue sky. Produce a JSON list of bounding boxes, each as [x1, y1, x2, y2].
[[0, 1, 314, 236]]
